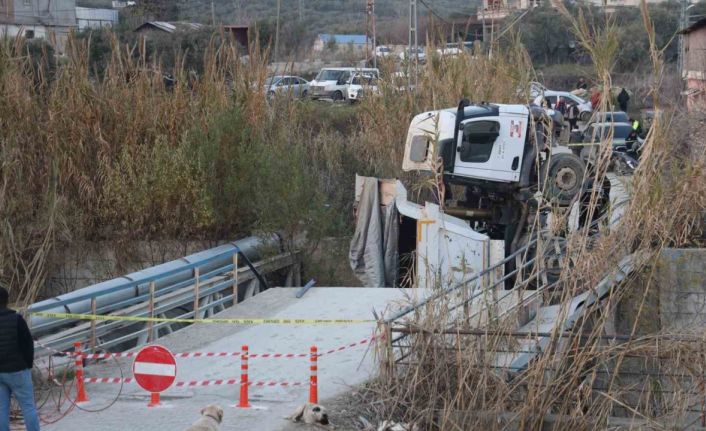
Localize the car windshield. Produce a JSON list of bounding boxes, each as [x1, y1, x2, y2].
[[316, 70, 346, 81], [594, 112, 629, 123], [352, 75, 377, 85], [265, 77, 280, 86], [568, 94, 587, 104], [594, 124, 632, 141]]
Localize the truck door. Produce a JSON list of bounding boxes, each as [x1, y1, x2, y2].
[[453, 111, 527, 183]]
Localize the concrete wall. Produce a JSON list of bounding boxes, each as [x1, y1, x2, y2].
[[9, 0, 76, 27], [656, 248, 706, 331]]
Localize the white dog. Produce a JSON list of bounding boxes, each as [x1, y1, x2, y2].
[[288, 403, 330, 425], [185, 405, 224, 431], [377, 421, 419, 431]]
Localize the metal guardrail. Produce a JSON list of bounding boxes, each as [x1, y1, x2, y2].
[[380, 198, 628, 368], [30, 247, 301, 358]]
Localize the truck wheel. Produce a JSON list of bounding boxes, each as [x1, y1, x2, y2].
[[540, 153, 584, 206], [332, 91, 343, 102]]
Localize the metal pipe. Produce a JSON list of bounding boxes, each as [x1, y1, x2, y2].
[[28, 234, 281, 331], [444, 207, 494, 219]]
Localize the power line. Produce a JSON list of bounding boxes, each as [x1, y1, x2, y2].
[[417, 0, 453, 25]]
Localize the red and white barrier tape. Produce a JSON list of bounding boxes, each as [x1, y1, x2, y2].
[[83, 377, 304, 387], [35, 340, 80, 358], [76, 335, 378, 360]]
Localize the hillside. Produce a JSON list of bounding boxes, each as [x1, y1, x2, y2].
[[177, 0, 480, 30]]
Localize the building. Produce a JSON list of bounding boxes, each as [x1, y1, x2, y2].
[[134, 21, 203, 35], [478, 0, 540, 20], [0, 0, 77, 53], [680, 18, 706, 111], [478, 0, 670, 20], [76, 7, 118, 31], [111, 0, 135, 8], [223, 24, 248, 48], [312, 34, 371, 54]]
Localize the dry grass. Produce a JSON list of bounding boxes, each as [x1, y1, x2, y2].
[[0, 27, 537, 305], [373, 3, 706, 430]]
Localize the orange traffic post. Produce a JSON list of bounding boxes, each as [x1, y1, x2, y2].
[[237, 345, 251, 408], [309, 346, 318, 404], [148, 392, 161, 407], [73, 341, 89, 403]]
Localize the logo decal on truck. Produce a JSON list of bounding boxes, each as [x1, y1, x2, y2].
[[510, 120, 523, 138]]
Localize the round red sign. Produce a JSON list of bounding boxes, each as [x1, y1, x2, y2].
[[132, 345, 177, 393]]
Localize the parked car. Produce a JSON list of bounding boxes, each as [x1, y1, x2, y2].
[[436, 42, 463, 56], [375, 45, 393, 59], [571, 122, 639, 173], [571, 121, 633, 147], [347, 72, 380, 103], [399, 47, 426, 63], [309, 67, 379, 101], [586, 111, 629, 126], [263, 75, 309, 99], [533, 90, 593, 121]]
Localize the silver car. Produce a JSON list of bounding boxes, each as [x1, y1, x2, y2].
[[264, 75, 310, 99]]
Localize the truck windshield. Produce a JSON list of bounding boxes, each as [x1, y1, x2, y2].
[[316, 70, 346, 81]]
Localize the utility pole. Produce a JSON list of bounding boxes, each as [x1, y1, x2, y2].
[[481, 1, 487, 47], [372, 0, 377, 69], [408, 0, 418, 90], [274, 0, 281, 63], [366, 0, 370, 65], [678, 0, 691, 80], [210, 0, 216, 26]]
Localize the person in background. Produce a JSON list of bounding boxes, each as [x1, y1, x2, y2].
[[554, 96, 566, 115], [0, 286, 40, 431], [590, 88, 601, 109], [576, 77, 588, 90], [566, 102, 579, 131], [630, 117, 643, 137], [617, 88, 630, 113]]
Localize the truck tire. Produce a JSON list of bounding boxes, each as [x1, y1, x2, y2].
[[540, 153, 585, 206], [332, 91, 343, 102]]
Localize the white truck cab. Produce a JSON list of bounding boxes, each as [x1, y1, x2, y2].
[[402, 100, 585, 208], [404, 103, 530, 184], [309, 67, 379, 101]]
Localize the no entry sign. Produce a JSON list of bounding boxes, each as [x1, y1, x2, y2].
[[133, 345, 177, 393]]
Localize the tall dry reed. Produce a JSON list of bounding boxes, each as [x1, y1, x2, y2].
[[373, 2, 706, 430]]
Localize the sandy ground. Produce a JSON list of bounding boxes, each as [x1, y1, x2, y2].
[[39, 288, 423, 431]]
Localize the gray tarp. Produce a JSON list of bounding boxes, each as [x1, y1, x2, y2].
[[349, 176, 399, 287]]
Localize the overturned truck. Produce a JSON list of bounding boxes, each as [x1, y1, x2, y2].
[[351, 100, 615, 288]]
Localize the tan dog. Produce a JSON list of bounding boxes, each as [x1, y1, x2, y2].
[[185, 405, 224, 431], [288, 403, 330, 425]]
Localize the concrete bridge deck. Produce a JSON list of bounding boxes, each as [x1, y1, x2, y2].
[[41, 287, 422, 431]]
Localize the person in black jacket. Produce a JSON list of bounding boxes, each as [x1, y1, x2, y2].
[[0, 286, 40, 431], [617, 88, 630, 113]]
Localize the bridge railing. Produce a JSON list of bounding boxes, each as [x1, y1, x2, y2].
[[28, 240, 300, 358]]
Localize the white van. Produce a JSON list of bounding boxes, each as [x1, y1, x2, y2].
[[309, 67, 379, 101]]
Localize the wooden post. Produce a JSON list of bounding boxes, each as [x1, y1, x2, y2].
[[148, 281, 156, 343], [90, 297, 97, 352], [233, 253, 239, 304], [193, 267, 200, 320], [294, 263, 302, 287], [378, 321, 395, 380]]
